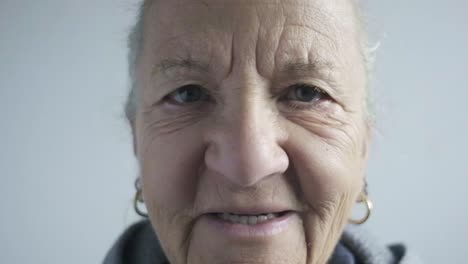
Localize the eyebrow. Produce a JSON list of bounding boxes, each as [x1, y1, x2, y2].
[[151, 58, 339, 92], [280, 61, 336, 76], [279, 61, 343, 98], [152, 58, 210, 77]]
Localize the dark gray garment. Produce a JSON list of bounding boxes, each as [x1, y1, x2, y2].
[[103, 220, 421, 264]]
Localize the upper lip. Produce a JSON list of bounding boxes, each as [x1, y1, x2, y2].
[[202, 206, 295, 215]]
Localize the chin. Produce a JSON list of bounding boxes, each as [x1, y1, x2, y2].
[[180, 213, 308, 264]]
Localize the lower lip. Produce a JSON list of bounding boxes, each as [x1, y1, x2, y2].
[[202, 212, 295, 238]]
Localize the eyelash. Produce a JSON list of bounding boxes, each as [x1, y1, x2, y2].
[[162, 84, 211, 106], [163, 83, 330, 110], [281, 83, 329, 111]]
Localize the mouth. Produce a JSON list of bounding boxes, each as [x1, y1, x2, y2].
[[209, 211, 291, 225], [200, 210, 295, 238]]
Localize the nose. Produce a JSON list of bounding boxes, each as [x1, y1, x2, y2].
[[204, 91, 289, 187]]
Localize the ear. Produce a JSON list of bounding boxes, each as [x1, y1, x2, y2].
[[130, 120, 138, 157], [362, 121, 372, 162]]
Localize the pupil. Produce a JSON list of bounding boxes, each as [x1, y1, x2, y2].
[[181, 86, 201, 102], [296, 85, 317, 101]]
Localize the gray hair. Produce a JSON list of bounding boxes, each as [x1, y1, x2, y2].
[[124, 1, 149, 124], [124, 0, 378, 124]]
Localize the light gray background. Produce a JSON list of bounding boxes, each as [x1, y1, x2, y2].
[[1, 0, 466, 263]]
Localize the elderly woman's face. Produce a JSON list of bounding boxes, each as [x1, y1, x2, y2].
[[134, 0, 369, 263]]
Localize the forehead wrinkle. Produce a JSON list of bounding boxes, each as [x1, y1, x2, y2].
[[272, 16, 339, 69]]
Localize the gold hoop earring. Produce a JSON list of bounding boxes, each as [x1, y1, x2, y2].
[[133, 178, 148, 218], [349, 193, 373, 225]]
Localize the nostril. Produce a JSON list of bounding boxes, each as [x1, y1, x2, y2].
[[204, 123, 289, 188]]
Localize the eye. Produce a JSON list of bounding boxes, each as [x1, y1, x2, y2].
[[165, 84, 209, 104], [284, 83, 327, 103]]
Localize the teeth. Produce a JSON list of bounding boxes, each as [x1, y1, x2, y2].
[[221, 213, 229, 220], [240, 216, 248, 224], [217, 212, 279, 225], [248, 216, 258, 225]]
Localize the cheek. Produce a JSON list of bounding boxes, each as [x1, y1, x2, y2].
[[283, 118, 366, 262], [284, 116, 366, 215], [137, 118, 206, 259], [136, 109, 207, 208]]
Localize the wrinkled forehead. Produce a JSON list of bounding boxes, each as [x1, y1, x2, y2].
[[144, 0, 360, 30], [140, 0, 363, 79]]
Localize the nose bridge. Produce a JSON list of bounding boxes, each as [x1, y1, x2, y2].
[[204, 82, 289, 187], [238, 92, 276, 156]]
